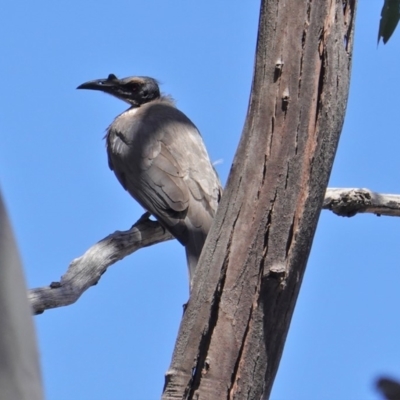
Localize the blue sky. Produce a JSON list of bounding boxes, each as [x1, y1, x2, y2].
[[1, 1, 399, 399]]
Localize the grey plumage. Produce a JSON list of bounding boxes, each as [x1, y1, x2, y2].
[[77, 74, 222, 288]]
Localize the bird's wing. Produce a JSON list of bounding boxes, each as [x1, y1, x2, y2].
[[107, 100, 221, 247]]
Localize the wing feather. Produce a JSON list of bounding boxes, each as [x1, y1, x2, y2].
[[106, 98, 222, 282]]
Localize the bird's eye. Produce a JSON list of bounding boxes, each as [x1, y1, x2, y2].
[[129, 83, 139, 91]]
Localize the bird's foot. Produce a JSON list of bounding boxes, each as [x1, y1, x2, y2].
[[135, 211, 152, 225]]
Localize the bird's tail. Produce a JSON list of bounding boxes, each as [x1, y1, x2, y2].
[[185, 229, 208, 290]]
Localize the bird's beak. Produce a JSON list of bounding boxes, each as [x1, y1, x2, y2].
[[77, 74, 120, 93]]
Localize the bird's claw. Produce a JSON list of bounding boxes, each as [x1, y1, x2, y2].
[[135, 211, 152, 226]]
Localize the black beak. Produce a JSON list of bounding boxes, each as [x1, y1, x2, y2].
[[77, 74, 120, 92]]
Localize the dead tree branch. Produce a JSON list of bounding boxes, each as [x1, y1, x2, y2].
[[28, 214, 172, 315], [29, 185, 399, 315], [324, 188, 400, 217]]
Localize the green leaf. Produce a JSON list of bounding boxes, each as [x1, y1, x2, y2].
[[378, 0, 400, 44]]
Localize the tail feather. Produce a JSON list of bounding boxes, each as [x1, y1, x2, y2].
[[185, 228, 208, 290]]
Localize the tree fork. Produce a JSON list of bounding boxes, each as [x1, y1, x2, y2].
[[163, 0, 357, 398]]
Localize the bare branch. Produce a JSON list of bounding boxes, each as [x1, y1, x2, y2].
[[324, 188, 400, 217], [28, 186, 400, 315], [28, 214, 173, 315]]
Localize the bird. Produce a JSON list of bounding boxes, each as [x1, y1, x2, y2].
[[77, 74, 222, 289]]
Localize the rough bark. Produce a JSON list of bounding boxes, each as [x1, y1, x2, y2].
[[162, 0, 357, 399]]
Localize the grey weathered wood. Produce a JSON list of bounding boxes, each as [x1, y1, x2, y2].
[[29, 214, 172, 315], [27, 187, 400, 315], [27, 188, 399, 315], [162, 0, 357, 398], [324, 188, 400, 217]]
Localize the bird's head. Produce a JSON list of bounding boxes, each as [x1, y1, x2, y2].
[[77, 74, 160, 106]]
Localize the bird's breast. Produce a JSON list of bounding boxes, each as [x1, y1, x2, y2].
[[107, 106, 165, 175], [107, 108, 142, 156]]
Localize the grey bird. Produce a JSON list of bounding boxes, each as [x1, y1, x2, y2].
[[77, 74, 222, 288]]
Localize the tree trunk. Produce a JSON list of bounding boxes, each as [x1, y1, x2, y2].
[[162, 0, 357, 398], [0, 190, 43, 399]]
